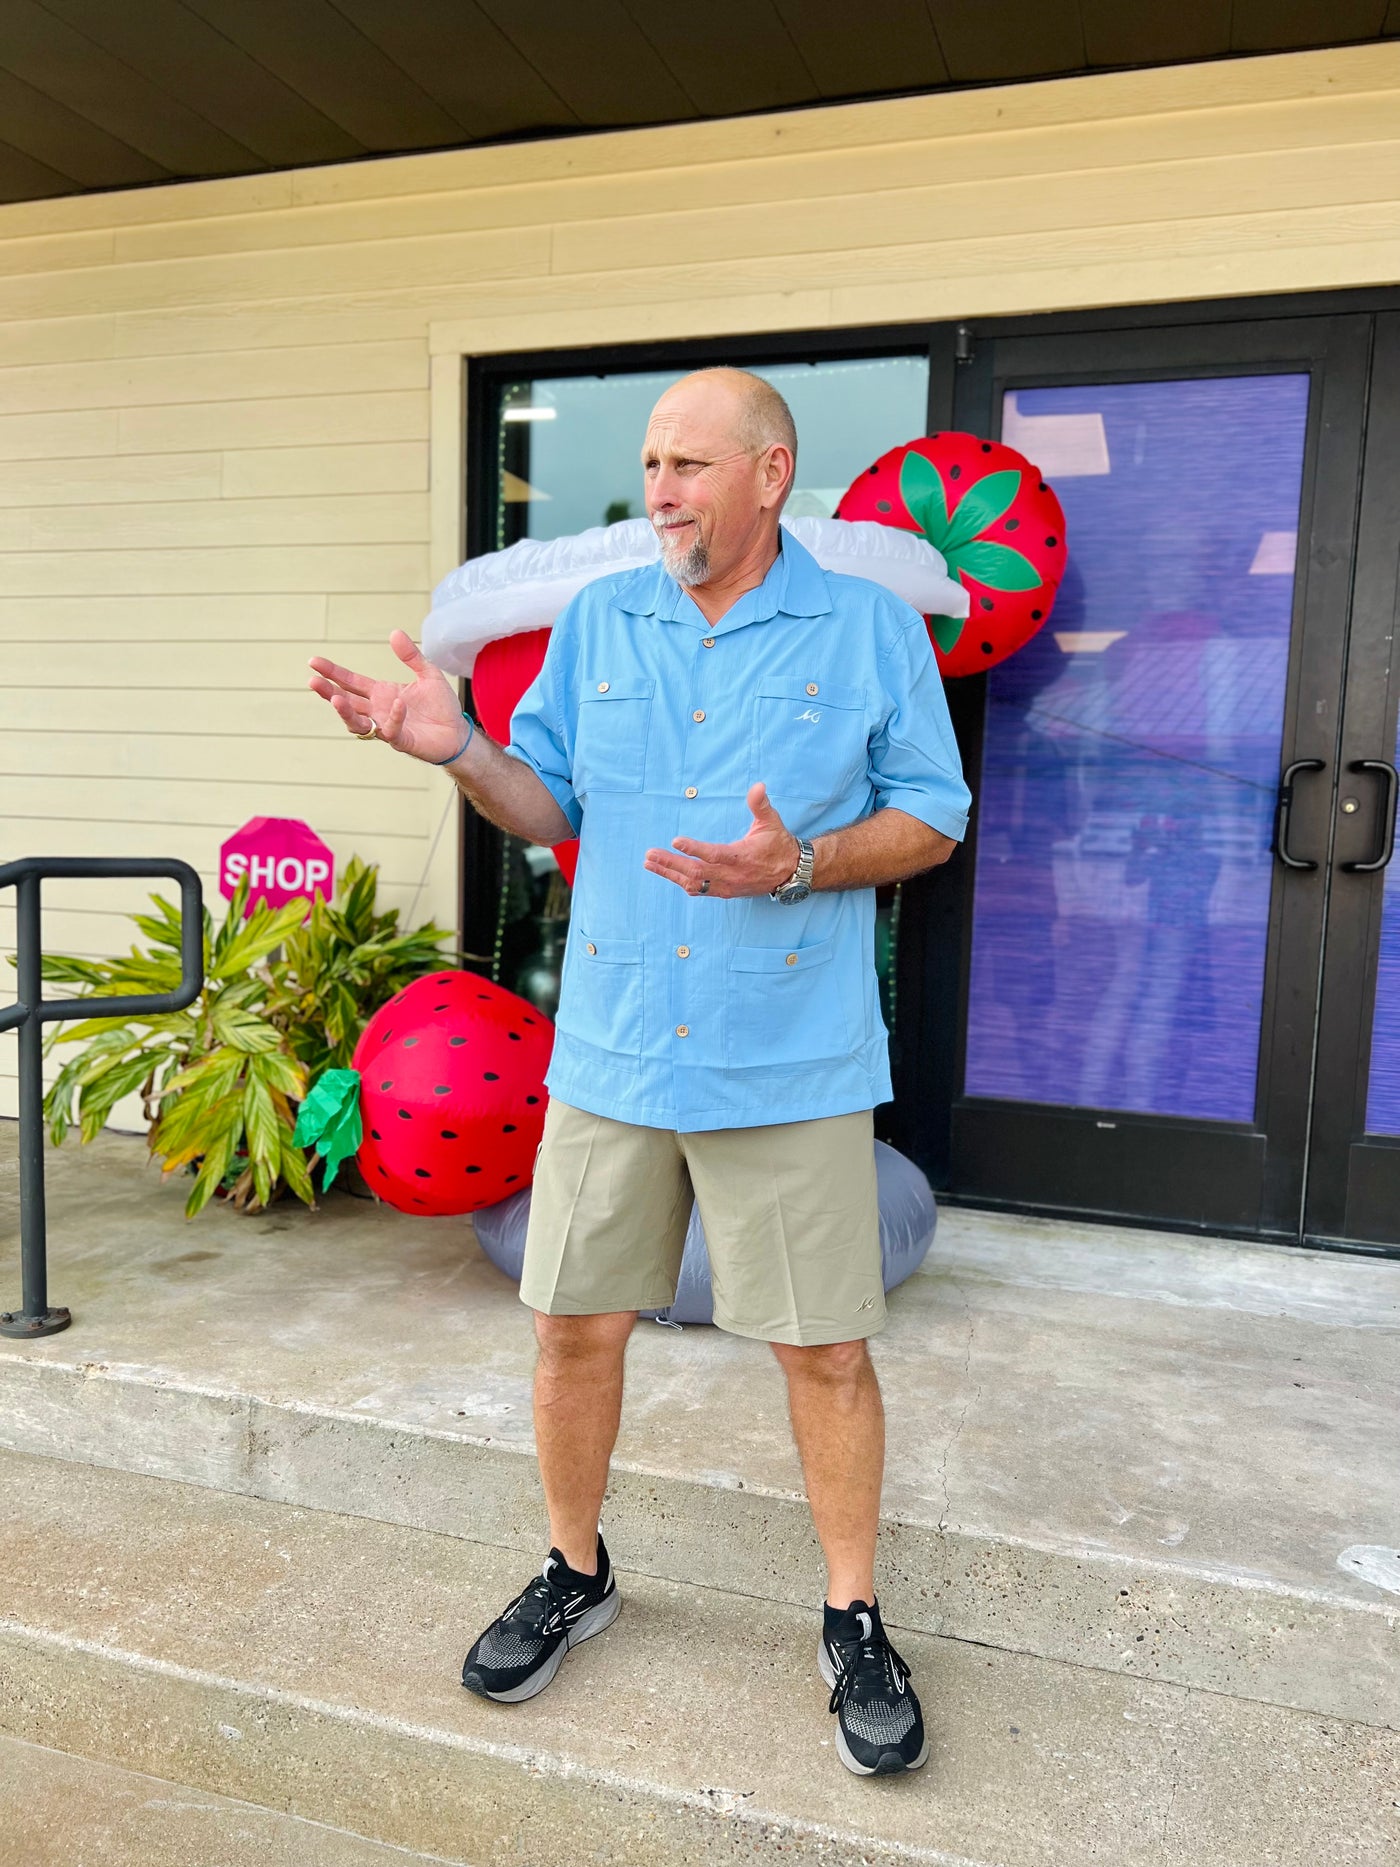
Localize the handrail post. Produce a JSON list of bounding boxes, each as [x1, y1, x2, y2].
[[7, 871, 62, 1334], [1, 855, 204, 1339]]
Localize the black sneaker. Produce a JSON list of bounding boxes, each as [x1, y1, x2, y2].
[[461, 1535, 620, 1703], [819, 1599, 929, 1776]]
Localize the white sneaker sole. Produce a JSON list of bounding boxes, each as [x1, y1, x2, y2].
[[466, 1587, 621, 1703], [818, 1636, 930, 1776]]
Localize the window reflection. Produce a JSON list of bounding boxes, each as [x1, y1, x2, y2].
[[965, 375, 1310, 1124]]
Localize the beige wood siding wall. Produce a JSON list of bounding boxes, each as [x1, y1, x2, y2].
[[2, 42, 1399, 1122]]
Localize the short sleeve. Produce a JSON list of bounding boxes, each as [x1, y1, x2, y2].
[[868, 617, 972, 842], [501, 611, 583, 838]]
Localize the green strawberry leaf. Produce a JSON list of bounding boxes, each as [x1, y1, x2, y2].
[[943, 470, 1022, 553], [948, 539, 1044, 593], [898, 449, 950, 546], [929, 614, 966, 655]]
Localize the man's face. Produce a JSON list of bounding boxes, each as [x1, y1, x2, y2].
[[641, 382, 777, 588]]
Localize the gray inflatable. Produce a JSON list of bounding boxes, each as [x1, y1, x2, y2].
[[471, 1139, 937, 1326]]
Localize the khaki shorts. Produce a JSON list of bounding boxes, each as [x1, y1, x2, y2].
[[518, 1099, 884, 1346]]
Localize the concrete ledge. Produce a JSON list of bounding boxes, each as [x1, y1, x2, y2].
[[0, 1449, 1395, 1867], [0, 1733, 473, 1867], [1, 1351, 1395, 1732]]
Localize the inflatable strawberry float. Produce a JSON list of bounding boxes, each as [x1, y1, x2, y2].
[[837, 434, 1067, 677]]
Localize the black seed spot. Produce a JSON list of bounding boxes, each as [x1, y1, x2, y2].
[[477, 993, 490, 1000], [931, 432, 941, 439], [380, 1080, 392, 1091], [465, 1165, 481, 1174], [1045, 535, 1057, 547], [1038, 481, 1047, 492], [449, 1036, 466, 1046], [980, 597, 994, 611], [981, 642, 994, 655], [505, 1175, 518, 1183], [950, 464, 962, 481], [433, 1003, 448, 1011], [526, 1095, 540, 1105], [508, 1031, 521, 1042], [398, 1109, 411, 1120], [415, 1168, 430, 1178], [1031, 608, 1043, 621], [1005, 518, 1019, 531], [503, 1123, 517, 1133], [378, 1165, 387, 1177], [381, 1032, 392, 1043], [370, 1129, 381, 1141], [403, 1037, 418, 1048], [413, 1198, 427, 1207], [875, 499, 891, 513], [867, 463, 878, 475], [433, 1085, 450, 1095], [483, 1071, 499, 1081], [981, 442, 991, 452], [441, 1129, 458, 1139]]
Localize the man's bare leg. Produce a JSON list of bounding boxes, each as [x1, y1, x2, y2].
[[770, 1338, 885, 1608], [532, 1309, 636, 1574]]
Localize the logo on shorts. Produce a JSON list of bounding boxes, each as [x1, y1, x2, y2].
[[858, 1296, 875, 1311]]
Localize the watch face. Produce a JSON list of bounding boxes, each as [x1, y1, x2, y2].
[[776, 880, 813, 904]]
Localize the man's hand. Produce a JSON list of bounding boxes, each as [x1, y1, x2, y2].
[[644, 783, 798, 898], [307, 630, 467, 764]]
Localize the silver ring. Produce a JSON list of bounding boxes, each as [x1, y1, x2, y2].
[[698, 878, 711, 895], [354, 718, 380, 741]]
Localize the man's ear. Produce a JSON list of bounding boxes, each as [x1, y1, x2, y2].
[[759, 443, 795, 510]]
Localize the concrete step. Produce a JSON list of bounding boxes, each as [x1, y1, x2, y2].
[[0, 1732, 472, 1867], [3, 1128, 1399, 1731], [1, 1447, 1396, 1867]]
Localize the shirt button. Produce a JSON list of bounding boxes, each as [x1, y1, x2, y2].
[[702, 637, 715, 648], [676, 945, 691, 958], [806, 682, 819, 696], [675, 1024, 690, 1038], [597, 681, 610, 693], [684, 786, 698, 798], [785, 953, 798, 965], [586, 942, 597, 955], [692, 709, 706, 723]]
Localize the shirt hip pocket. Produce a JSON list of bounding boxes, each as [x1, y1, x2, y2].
[[752, 676, 868, 803], [556, 931, 645, 1065], [725, 937, 854, 1067], [575, 679, 654, 795]]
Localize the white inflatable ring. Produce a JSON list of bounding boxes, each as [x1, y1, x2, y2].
[[422, 515, 970, 678]]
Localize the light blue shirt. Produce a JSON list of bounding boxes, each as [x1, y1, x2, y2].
[[504, 531, 971, 1132]]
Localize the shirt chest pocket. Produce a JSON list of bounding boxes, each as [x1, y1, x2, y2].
[[752, 677, 868, 802], [574, 679, 655, 795]]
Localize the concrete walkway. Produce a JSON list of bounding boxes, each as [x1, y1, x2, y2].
[[1, 1124, 1398, 1862]]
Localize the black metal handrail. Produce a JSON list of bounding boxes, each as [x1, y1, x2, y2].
[[0, 857, 203, 1338]]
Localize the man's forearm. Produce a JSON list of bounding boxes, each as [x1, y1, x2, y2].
[[811, 807, 956, 892], [445, 726, 576, 847]]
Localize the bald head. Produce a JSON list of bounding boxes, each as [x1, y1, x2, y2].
[[642, 369, 798, 597]]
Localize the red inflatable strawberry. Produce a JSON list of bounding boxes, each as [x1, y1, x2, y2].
[[351, 970, 553, 1215], [472, 630, 579, 887], [837, 434, 1067, 677]]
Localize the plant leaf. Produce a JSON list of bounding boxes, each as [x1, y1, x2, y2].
[[942, 470, 1023, 553], [948, 539, 1045, 593], [210, 1003, 283, 1053]]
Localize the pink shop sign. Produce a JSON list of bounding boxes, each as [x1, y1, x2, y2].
[[219, 817, 334, 917]]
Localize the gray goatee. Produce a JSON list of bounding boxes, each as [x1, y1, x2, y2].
[[655, 518, 709, 587]]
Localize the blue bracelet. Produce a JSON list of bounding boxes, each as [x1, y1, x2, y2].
[[430, 712, 476, 766]]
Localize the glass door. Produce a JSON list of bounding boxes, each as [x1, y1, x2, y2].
[[1304, 313, 1400, 1248], [923, 315, 1372, 1239]]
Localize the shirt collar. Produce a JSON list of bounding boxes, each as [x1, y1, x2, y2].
[[612, 528, 832, 636]]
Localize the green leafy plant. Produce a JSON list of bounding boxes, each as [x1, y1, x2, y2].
[[265, 856, 457, 1081], [39, 877, 314, 1217], [32, 859, 457, 1218]]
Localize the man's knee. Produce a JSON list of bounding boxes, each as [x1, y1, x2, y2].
[[533, 1308, 636, 1366], [770, 1336, 872, 1383]]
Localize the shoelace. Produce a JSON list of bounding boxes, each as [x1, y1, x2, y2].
[[502, 1562, 571, 1641], [827, 1617, 913, 1716]]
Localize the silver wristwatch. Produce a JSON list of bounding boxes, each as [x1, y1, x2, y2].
[[771, 837, 815, 905]]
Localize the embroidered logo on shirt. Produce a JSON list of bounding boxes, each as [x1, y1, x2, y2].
[[795, 708, 823, 723]]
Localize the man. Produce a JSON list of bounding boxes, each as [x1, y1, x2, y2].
[[307, 368, 971, 1777]]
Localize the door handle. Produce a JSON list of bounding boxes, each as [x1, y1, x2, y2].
[[1273, 759, 1325, 870], [1341, 759, 1399, 873]]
